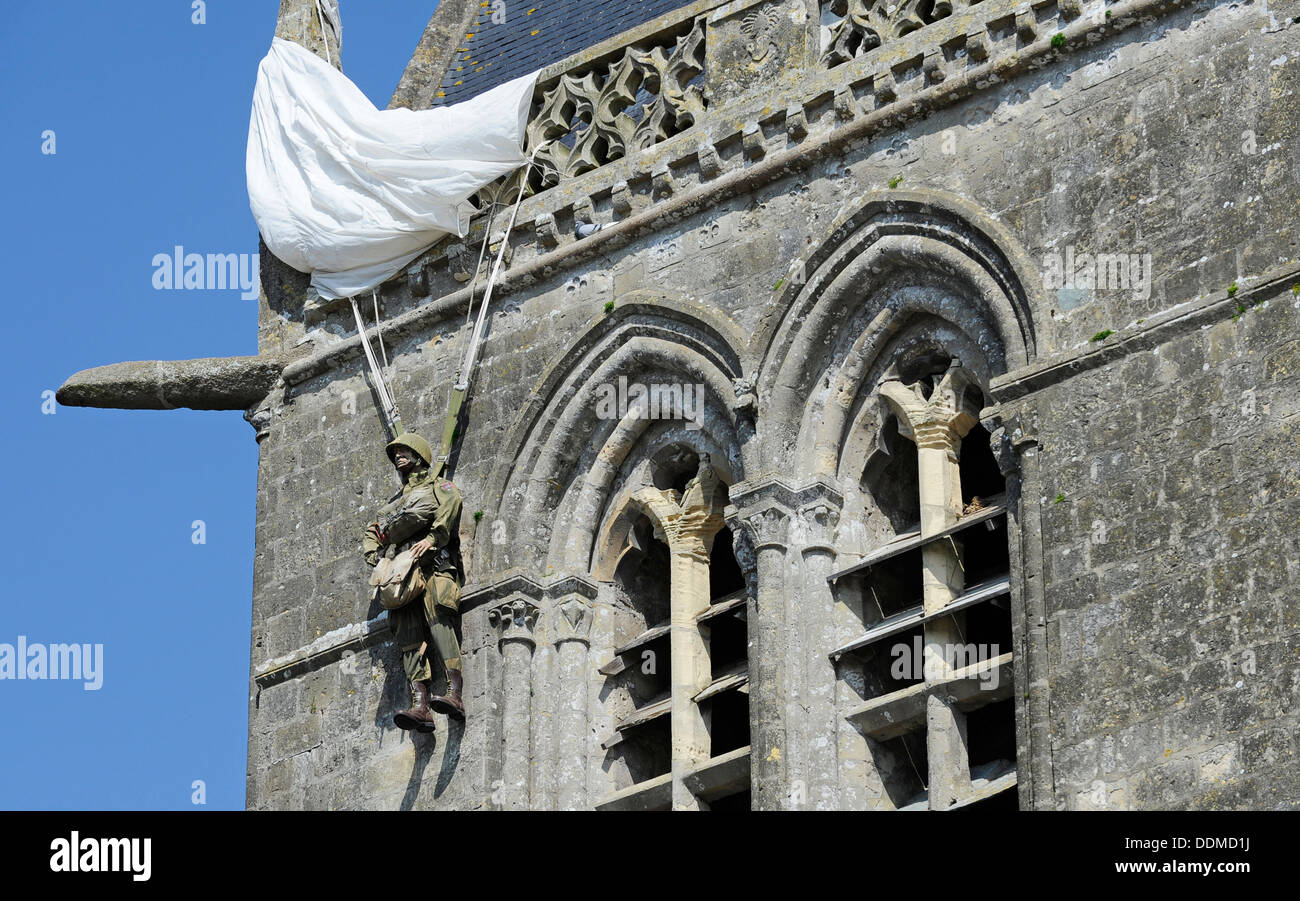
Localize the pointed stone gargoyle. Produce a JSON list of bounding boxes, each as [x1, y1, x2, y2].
[[56, 1, 340, 436]]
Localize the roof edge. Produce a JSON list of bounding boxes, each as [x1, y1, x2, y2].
[[388, 0, 482, 110]]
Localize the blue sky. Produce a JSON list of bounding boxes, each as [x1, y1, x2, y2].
[[0, 0, 441, 810]]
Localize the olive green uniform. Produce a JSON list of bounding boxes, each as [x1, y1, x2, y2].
[[362, 447, 464, 685]]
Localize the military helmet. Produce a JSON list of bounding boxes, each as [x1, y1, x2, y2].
[[386, 433, 434, 466]]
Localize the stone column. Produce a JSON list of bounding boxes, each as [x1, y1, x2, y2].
[[989, 410, 1052, 809], [487, 597, 539, 810], [632, 457, 727, 810], [729, 484, 791, 811], [879, 359, 982, 809], [549, 578, 597, 811], [791, 487, 842, 810]]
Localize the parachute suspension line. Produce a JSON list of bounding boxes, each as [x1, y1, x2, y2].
[[350, 295, 402, 437], [371, 288, 389, 371], [315, 0, 333, 67], [455, 146, 543, 393], [464, 203, 498, 329], [435, 143, 549, 474]]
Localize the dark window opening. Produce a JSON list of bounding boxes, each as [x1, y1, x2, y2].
[[625, 632, 671, 707], [613, 514, 671, 627], [896, 346, 954, 386], [958, 423, 1006, 506], [859, 624, 926, 698], [964, 698, 1017, 776], [617, 719, 672, 785], [703, 614, 747, 675], [959, 599, 1013, 661], [861, 548, 924, 621], [705, 689, 750, 758], [958, 519, 1011, 590], [706, 790, 751, 810], [862, 420, 920, 532], [710, 526, 747, 600], [870, 730, 929, 808]]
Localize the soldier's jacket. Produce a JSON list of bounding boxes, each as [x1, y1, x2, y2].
[[362, 467, 464, 589]]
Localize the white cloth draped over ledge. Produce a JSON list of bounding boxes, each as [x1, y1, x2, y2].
[[247, 36, 538, 301]]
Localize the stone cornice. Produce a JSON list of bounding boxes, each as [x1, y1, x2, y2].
[[460, 569, 600, 613], [729, 474, 844, 513], [990, 263, 1300, 402], [253, 611, 391, 690]]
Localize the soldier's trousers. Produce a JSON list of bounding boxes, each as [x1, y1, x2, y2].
[[391, 571, 462, 684]]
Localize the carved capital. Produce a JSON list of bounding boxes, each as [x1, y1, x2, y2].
[[740, 505, 790, 550], [553, 597, 594, 646], [544, 573, 599, 646], [632, 456, 729, 563], [796, 502, 841, 553], [878, 358, 983, 461], [488, 598, 541, 649]]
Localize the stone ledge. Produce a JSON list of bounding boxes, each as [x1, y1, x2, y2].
[[681, 744, 752, 802], [594, 772, 673, 811], [991, 262, 1300, 402], [253, 612, 391, 690]]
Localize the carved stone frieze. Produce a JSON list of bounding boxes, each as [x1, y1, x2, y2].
[[527, 17, 707, 188], [823, 0, 964, 68]]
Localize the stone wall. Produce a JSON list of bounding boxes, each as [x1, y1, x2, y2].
[[244, 0, 1300, 809], [1028, 282, 1300, 810]]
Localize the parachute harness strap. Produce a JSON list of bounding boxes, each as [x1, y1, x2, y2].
[[350, 295, 401, 436], [464, 203, 498, 328]]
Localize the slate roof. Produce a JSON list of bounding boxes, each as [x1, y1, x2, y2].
[[436, 0, 698, 105]]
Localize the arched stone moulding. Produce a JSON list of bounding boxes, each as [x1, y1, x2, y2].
[[728, 188, 1045, 809], [586, 423, 740, 582], [752, 189, 1040, 478], [754, 193, 1036, 555], [476, 292, 752, 579]]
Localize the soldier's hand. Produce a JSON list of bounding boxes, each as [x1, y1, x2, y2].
[[364, 551, 380, 567], [409, 538, 433, 559]]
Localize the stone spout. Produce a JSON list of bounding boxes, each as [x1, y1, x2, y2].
[[57, 356, 284, 411]]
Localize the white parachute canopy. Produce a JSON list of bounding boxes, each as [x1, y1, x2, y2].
[[247, 37, 538, 301]]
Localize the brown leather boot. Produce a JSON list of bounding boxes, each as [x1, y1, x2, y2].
[[393, 680, 437, 733], [429, 669, 465, 720]]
